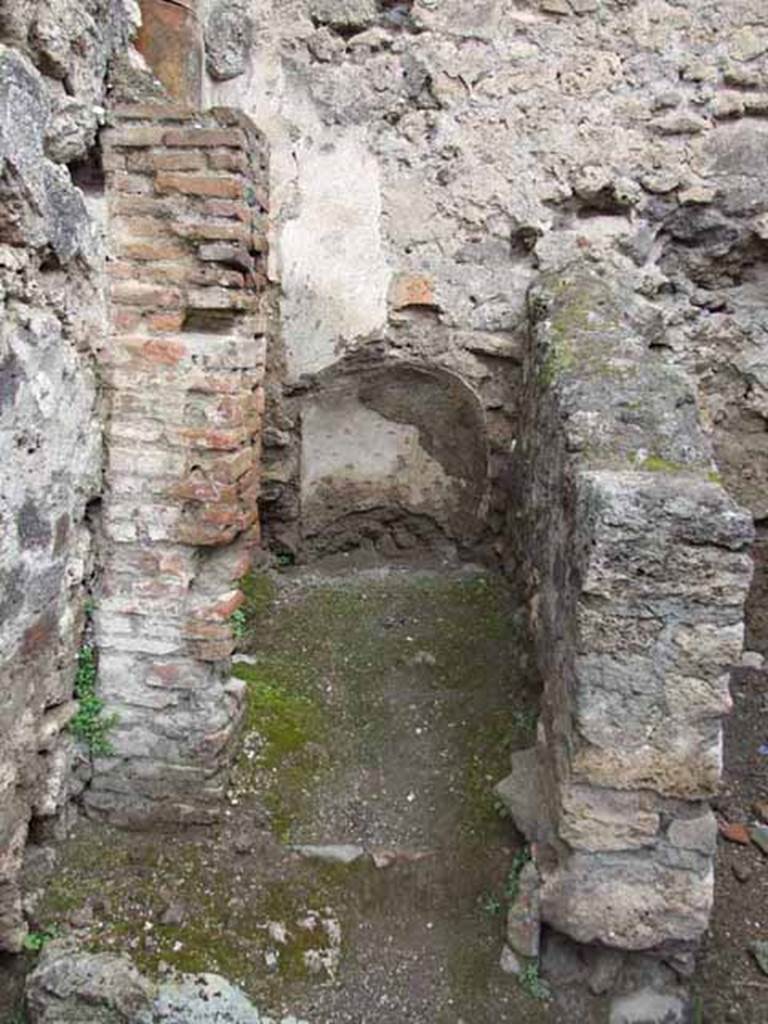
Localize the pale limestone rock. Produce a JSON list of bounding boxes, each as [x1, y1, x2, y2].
[[667, 812, 718, 856], [652, 111, 710, 135], [609, 988, 688, 1024], [27, 944, 310, 1024], [541, 853, 714, 949], [741, 650, 765, 669], [291, 843, 365, 865], [499, 944, 522, 975], [559, 786, 660, 853], [728, 26, 768, 63], [154, 972, 309, 1023]]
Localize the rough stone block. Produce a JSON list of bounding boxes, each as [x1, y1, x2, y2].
[[110, 104, 196, 122], [541, 851, 713, 949], [198, 242, 254, 271], [494, 748, 549, 843], [559, 785, 660, 853], [202, 198, 252, 222], [667, 811, 718, 856], [609, 988, 689, 1024]]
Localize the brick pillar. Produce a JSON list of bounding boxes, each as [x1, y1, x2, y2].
[[87, 105, 269, 824]]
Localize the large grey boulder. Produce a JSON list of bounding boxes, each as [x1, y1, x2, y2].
[[26, 941, 155, 1024], [26, 943, 309, 1024]]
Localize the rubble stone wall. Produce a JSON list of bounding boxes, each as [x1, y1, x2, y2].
[[2, 0, 768, 962], [86, 104, 269, 825], [0, 0, 139, 954], [202, 1, 768, 944], [500, 262, 754, 950], [204, 0, 768, 589]]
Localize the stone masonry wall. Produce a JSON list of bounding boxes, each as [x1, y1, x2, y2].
[[0, 0, 139, 954], [204, 0, 768, 614], [499, 262, 754, 951], [86, 104, 268, 825], [2, 0, 768, 962]]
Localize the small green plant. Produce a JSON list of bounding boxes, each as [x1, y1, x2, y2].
[[505, 845, 532, 904], [691, 994, 704, 1024], [493, 796, 510, 819], [629, 452, 686, 474], [8, 1006, 29, 1024], [23, 926, 58, 953], [478, 892, 503, 916], [538, 336, 575, 387], [275, 550, 295, 568], [519, 960, 551, 1001], [231, 607, 248, 640], [70, 644, 117, 758], [511, 707, 538, 738]]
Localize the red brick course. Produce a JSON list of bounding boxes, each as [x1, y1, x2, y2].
[[155, 172, 243, 199]]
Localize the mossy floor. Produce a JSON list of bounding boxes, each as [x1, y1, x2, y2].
[[27, 562, 557, 1023]]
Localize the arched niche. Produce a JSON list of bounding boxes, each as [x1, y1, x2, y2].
[[298, 357, 489, 558]]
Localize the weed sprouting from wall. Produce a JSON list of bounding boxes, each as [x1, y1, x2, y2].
[[230, 607, 248, 641], [505, 845, 532, 904], [70, 641, 117, 759], [519, 961, 551, 1002]]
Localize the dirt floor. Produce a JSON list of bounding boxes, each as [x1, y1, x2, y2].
[[2, 560, 767, 1023], [692, 662, 768, 1023]]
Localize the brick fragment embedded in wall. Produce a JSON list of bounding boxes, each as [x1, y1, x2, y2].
[[89, 105, 270, 826]]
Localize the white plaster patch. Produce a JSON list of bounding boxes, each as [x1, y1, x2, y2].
[[280, 132, 390, 378]]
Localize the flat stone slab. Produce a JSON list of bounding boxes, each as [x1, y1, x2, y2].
[[290, 844, 365, 865], [609, 988, 688, 1024]]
